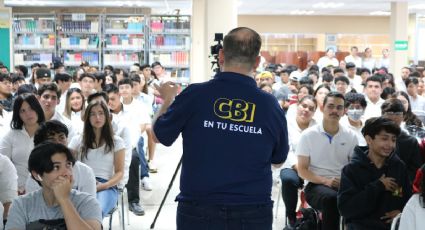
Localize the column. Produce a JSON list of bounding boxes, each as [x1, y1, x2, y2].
[[389, 2, 409, 79], [191, 0, 237, 83], [0, 0, 12, 69]]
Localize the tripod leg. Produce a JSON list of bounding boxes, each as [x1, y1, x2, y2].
[[150, 156, 183, 229]]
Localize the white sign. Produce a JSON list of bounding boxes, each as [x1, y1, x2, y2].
[[72, 13, 86, 21]]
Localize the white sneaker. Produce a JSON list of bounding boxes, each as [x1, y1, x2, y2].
[[141, 177, 153, 191]]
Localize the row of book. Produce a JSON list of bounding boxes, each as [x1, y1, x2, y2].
[[104, 53, 140, 66], [150, 35, 190, 50], [14, 53, 52, 65], [64, 52, 99, 66], [105, 35, 144, 49], [60, 36, 99, 49], [105, 20, 144, 32], [150, 18, 190, 33], [61, 21, 99, 33], [149, 51, 189, 67], [14, 35, 55, 49], [13, 19, 55, 33]]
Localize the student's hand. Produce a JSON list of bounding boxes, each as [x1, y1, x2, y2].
[[52, 175, 72, 204], [324, 177, 340, 189], [380, 210, 400, 224], [154, 82, 178, 103], [379, 175, 398, 192], [96, 181, 107, 192]]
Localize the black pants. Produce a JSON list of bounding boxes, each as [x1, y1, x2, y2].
[[126, 148, 140, 203], [304, 183, 339, 230]]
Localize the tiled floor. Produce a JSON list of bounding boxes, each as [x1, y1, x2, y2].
[[105, 136, 287, 230]]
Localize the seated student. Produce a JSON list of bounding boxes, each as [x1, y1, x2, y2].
[[399, 164, 425, 230], [5, 142, 102, 230], [340, 92, 367, 146], [0, 154, 17, 224], [381, 98, 422, 183], [297, 92, 358, 230], [334, 76, 350, 95], [338, 117, 412, 230], [25, 120, 96, 197]]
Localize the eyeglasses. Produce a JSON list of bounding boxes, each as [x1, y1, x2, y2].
[[384, 112, 404, 116]]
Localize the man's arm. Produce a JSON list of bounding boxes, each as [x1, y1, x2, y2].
[[152, 82, 179, 143], [297, 155, 336, 187]]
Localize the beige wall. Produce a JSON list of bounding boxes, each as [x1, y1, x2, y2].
[[12, 7, 151, 14], [238, 15, 390, 34]]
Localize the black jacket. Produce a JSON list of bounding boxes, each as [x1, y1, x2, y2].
[[395, 130, 421, 183], [337, 146, 412, 230]]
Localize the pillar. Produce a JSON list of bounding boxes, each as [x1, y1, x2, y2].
[[389, 2, 409, 79], [191, 0, 237, 83]]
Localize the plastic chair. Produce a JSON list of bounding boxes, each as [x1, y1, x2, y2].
[[390, 213, 402, 230], [107, 188, 126, 230]]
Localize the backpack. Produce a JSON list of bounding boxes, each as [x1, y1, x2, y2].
[[294, 208, 320, 230]]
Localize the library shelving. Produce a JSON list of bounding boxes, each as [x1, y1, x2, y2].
[[103, 14, 146, 68], [57, 14, 101, 68], [12, 13, 56, 67], [148, 15, 191, 83]]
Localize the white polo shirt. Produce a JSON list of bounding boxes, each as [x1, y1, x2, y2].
[[363, 97, 384, 120], [296, 122, 358, 179]]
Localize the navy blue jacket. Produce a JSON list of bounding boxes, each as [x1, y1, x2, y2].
[[338, 146, 412, 230], [154, 72, 289, 204]]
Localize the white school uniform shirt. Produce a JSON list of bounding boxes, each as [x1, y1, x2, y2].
[[399, 194, 425, 230], [339, 115, 367, 147], [409, 95, 425, 114], [344, 55, 362, 68], [121, 98, 151, 148], [362, 58, 376, 72], [0, 154, 18, 204], [283, 119, 316, 169], [51, 110, 76, 141], [317, 56, 339, 71], [296, 122, 358, 179], [69, 135, 125, 180], [0, 128, 34, 191], [0, 110, 12, 139], [363, 97, 384, 120]]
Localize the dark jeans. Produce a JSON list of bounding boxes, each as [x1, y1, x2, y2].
[[126, 148, 140, 203], [137, 136, 149, 179], [177, 202, 273, 230], [280, 168, 303, 222], [304, 183, 339, 230]]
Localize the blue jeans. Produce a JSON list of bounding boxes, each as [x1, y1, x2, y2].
[[96, 177, 118, 218], [280, 168, 303, 222], [176, 202, 273, 230], [137, 136, 149, 179]]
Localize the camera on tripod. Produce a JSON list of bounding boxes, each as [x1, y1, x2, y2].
[[210, 33, 223, 73]]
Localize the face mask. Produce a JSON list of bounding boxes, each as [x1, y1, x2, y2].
[[347, 109, 364, 121]]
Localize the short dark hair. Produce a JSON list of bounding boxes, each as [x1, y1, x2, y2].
[[11, 94, 45, 129], [298, 85, 314, 96], [381, 87, 396, 100], [345, 92, 367, 108], [11, 74, 25, 84], [299, 77, 314, 86], [94, 71, 106, 88], [151, 62, 163, 68], [54, 73, 71, 83], [130, 73, 141, 83], [405, 77, 419, 87], [87, 91, 109, 104], [334, 76, 350, 85], [365, 75, 383, 87], [313, 84, 331, 97], [323, 91, 345, 106], [16, 84, 37, 96], [362, 117, 401, 139], [346, 62, 356, 69], [223, 27, 261, 68], [104, 65, 114, 72], [359, 68, 371, 75], [140, 64, 150, 71], [79, 72, 95, 82], [333, 67, 345, 75], [118, 78, 133, 87], [322, 73, 334, 83], [409, 71, 421, 78], [15, 65, 28, 78], [0, 73, 11, 82], [381, 98, 405, 114], [34, 120, 69, 146], [37, 82, 61, 99], [28, 142, 75, 186], [104, 83, 119, 95]]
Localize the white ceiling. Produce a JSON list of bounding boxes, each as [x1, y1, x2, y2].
[[4, 0, 425, 16]]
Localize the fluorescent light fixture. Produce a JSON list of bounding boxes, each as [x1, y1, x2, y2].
[[369, 11, 391, 16], [313, 2, 344, 9], [410, 4, 425, 10], [290, 10, 314, 15]]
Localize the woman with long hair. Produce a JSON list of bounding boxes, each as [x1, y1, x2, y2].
[[392, 91, 423, 129], [68, 100, 125, 218], [63, 88, 85, 135], [0, 93, 45, 194], [399, 164, 425, 229], [313, 84, 331, 123], [280, 95, 317, 228]]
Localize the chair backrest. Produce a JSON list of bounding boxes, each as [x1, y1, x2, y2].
[[390, 213, 402, 230]]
